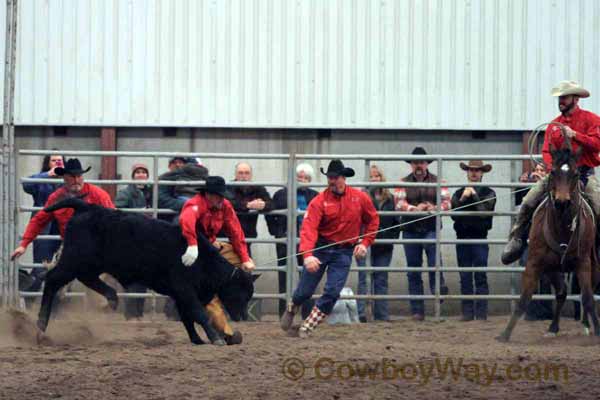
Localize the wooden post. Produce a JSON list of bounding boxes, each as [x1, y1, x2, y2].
[[100, 128, 117, 199]]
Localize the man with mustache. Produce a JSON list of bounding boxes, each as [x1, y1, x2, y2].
[[502, 81, 600, 264], [280, 159, 379, 338], [395, 147, 450, 321]]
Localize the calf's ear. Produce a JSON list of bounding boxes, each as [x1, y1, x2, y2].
[[252, 274, 261, 282]]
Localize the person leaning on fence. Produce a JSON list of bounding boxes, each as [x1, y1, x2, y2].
[[280, 159, 379, 339], [11, 158, 115, 261], [20, 152, 65, 294], [157, 157, 208, 223], [356, 164, 400, 322], [451, 160, 496, 321], [394, 147, 450, 322], [114, 163, 153, 321], [501, 81, 600, 265], [265, 162, 319, 319], [178, 175, 256, 337], [230, 162, 274, 256]]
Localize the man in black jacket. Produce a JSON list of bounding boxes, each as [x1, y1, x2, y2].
[[451, 160, 496, 321], [230, 162, 273, 256], [266, 163, 319, 318]]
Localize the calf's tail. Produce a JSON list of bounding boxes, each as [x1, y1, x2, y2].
[[44, 196, 91, 213]]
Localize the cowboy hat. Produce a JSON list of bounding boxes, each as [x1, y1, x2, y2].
[[196, 175, 229, 197], [406, 147, 433, 164], [55, 158, 91, 176], [459, 160, 492, 173], [320, 159, 355, 178], [551, 80, 590, 98]]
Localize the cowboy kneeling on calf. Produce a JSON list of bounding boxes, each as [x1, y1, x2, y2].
[[280, 160, 379, 338], [502, 81, 600, 265]]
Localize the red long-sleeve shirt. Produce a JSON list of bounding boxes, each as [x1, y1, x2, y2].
[[299, 186, 380, 258], [179, 194, 250, 263], [20, 183, 114, 248], [542, 106, 600, 169]]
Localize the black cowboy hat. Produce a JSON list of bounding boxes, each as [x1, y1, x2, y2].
[[406, 147, 433, 164], [55, 158, 91, 176], [196, 175, 229, 197], [320, 159, 355, 178]]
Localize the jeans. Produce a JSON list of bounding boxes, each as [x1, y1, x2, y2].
[[276, 243, 314, 319], [456, 243, 489, 318], [292, 247, 353, 315], [403, 231, 447, 316], [357, 246, 393, 320]]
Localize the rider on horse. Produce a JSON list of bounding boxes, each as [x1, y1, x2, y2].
[[502, 81, 600, 265]]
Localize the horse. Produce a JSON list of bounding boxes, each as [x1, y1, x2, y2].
[[497, 137, 600, 342]]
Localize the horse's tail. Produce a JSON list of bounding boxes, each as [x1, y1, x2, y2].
[[44, 196, 91, 214]]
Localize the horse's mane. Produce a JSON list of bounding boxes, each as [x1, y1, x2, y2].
[[551, 148, 574, 168]]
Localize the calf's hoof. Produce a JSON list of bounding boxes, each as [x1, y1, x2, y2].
[[225, 330, 243, 345], [495, 333, 510, 343], [36, 319, 47, 333], [190, 337, 205, 345], [36, 331, 53, 346], [212, 338, 226, 346]]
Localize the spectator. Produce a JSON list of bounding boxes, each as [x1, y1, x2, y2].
[[516, 164, 553, 321], [230, 162, 273, 256], [451, 160, 496, 321], [21, 152, 64, 293], [394, 147, 450, 321], [157, 157, 208, 222], [356, 165, 400, 322], [266, 163, 319, 319], [115, 163, 153, 321]]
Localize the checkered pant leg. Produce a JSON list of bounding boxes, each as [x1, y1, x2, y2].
[[300, 306, 327, 333]]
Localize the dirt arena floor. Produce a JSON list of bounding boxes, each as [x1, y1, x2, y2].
[[1, 309, 600, 400]]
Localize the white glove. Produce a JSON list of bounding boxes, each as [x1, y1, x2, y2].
[[181, 245, 199, 267]]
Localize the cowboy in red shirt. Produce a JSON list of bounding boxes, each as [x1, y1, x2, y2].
[[280, 159, 379, 338], [502, 81, 600, 264], [178, 175, 256, 343], [11, 158, 114, 261]]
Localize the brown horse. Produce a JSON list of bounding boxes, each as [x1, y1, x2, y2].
[[497, 142, 600, 342]]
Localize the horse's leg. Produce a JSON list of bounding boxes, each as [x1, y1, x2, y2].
[[547, 271, 567, 335], [77, 275, 119, 311], [497, 263, 540, 342], [576, 263, 600, 337]]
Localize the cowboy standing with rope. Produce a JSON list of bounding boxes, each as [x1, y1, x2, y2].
[[502, 81, 600, 264], [280, 159, 379, 338]]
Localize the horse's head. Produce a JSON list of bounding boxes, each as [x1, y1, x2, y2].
[[548, 145, 581, 210]]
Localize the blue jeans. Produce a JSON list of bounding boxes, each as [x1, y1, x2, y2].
[[357, 246, 393, 320], [292, 247, 353, 315], [456, 243, 489, 318], [403, 231, 447, 315]]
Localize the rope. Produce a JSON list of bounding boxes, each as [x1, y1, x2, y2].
[[258, 185, 534, 268]]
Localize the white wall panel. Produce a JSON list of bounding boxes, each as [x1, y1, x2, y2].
[[7, 0, 600, 129]]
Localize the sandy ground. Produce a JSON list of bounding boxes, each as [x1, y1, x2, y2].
[[1, 309, 600, 400]]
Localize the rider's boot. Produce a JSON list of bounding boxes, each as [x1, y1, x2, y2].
[[501, 203, 534, 265]]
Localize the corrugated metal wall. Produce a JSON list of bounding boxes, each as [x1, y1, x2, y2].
[[8, 0, 600, 129]]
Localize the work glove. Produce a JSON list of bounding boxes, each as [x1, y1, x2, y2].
[[182, 245, 199, 267]]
